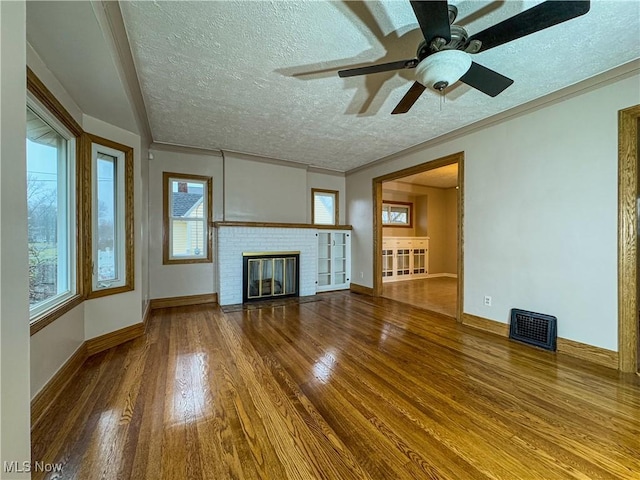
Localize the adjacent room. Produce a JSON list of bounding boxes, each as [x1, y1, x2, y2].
[[1, 1, 639, 479], [381, 162, 459, 318]]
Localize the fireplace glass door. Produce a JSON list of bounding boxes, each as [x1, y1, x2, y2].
[[243, 253, 299, 302]]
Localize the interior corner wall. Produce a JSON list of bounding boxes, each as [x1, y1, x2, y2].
[[0, 0, 31, 474], [306, 170, 346, 224], [148, 148, 223, 299], [224, 154, 307, 223], [346, 71, 640, 351]]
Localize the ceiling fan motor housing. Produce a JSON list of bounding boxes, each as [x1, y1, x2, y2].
[[418, 25, 469, 60], [443, 25, 469, 51]]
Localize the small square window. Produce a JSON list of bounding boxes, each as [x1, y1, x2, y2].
[[312, 189, 339, 225], [382, 201, 412, 227]]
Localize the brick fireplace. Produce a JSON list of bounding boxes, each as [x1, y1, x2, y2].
[[216, 224, 317, 305]]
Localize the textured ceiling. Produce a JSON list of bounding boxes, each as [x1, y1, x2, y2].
[[120, 1, 640, 171]]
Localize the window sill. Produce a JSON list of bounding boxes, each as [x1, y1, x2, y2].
[[163, 257, 213, 265], [30, 294, 84, 336], [86, 283, 134, 300]]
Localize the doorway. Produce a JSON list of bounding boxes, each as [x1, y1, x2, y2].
[[373, 152, 464, 321]]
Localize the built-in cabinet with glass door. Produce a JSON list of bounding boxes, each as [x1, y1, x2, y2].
[[317, 230, 351, 292], [382, 236, 429, 282]]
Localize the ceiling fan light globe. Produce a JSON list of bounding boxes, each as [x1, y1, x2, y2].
[[415, 50, 472, 91]]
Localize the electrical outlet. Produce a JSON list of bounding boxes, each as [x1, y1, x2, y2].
[[360, 272, 364, 279], [484, 296, 492, 307]]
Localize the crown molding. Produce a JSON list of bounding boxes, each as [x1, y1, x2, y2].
[[150, 144, 346, 175], [307, 166, 346, 177], [151, 141, 223, 157], [222, 149, 309, 170]]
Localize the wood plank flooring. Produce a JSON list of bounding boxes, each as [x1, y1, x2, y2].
[[31, 292, 640, 479], [382, 277, 457, 318]]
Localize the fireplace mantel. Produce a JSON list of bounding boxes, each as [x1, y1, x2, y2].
[[213, 221, 352, 230]]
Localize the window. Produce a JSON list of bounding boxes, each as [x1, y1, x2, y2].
[[86, 134, 134, 297], [382, 201, 412, 227], [163, 172, 212, 264], [27, 104, 77, 319], [312, 189, 339, 225]]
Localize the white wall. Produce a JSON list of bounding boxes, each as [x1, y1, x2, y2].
[[0, 1, 31, 476], [224, 153, 307, 222], [346, 72, 640, 351], [148, 147, 223, 299], [30, 307, 84, 398]]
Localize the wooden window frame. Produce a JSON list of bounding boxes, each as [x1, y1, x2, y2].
[[311, 188, 339, 226], [163, 172, 213, 265], [382, 201, 413, 228], [27, 68, 84, 336], [84, 133, 135, 299]]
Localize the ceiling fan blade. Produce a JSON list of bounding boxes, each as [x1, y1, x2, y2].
[[410, 0, 451, 45], [459, 62, 514, 97], [467, 1, 590, 53], [338, 59, 418, 78], [392, 82, 426, 114]]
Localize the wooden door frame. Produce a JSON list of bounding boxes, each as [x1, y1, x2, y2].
[[618, 105, 640, 372], [373, 152, 464, 322]]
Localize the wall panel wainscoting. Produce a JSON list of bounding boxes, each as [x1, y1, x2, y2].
[[31, 293, 640, 479]]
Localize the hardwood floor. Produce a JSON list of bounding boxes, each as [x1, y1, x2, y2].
[[382, 276, 457, 318], [31, 293, 640, 479]]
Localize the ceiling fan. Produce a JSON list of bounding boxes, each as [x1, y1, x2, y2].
[[338, 1, 590, 114]]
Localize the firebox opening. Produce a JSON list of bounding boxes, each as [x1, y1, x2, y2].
[[242, 252, 300, 303]]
